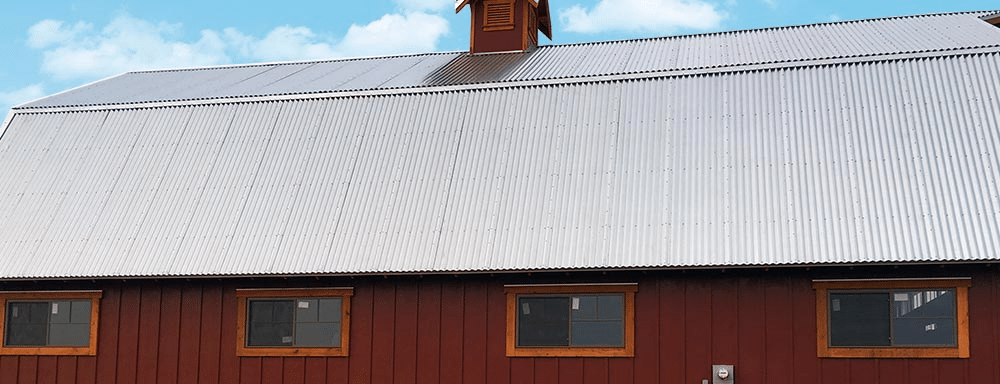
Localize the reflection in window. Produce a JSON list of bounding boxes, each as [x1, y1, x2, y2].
[[829, 289, 956, 347]]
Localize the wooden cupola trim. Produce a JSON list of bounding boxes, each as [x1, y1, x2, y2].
[[983, 12, 1000, 26], [456, 0, 552, 54]]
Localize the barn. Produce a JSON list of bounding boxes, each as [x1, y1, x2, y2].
[[2, 2, 1000, 383]]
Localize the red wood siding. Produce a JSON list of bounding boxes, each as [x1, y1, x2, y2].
[[1, 266, 998, 384]]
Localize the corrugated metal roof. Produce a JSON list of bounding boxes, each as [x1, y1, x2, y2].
[[19, 11, 1000, 109], [2, 46, 999, 278]]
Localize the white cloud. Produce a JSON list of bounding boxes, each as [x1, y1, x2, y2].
[[29, 15, 230, 81], [225, 26, 338, 62], [560, 0, 725, 34], [828, 14, 842, 22], [26, 20, 91, 49], [1, 84, 46, 112], [226, 12, 448, 61], [338, 12, 449, 57], [25, 11, 450, 82]]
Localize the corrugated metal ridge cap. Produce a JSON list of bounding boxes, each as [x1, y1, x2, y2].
[[538, 10, 999, 49], [1, 260, 996, 281], [15, 45, 1000, 114]]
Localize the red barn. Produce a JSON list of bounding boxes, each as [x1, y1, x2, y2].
[[2, 4, 1000, 384]]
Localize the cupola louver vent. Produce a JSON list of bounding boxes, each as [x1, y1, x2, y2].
[[483, 0, 515, 31]]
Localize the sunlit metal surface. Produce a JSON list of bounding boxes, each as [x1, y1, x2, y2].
[[2, 12, 999, 278]]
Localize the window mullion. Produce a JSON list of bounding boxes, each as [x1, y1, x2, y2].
[[567, 297, 573, 347], [888, 290, 895, 347]]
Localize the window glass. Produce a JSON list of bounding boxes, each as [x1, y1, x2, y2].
[[237, 288, 352, 356], [892, 290, 956, 346], [247, 300, 294, 346], [829, 289, 956, 348], [505, 284, 636, 357], [517, 294, 625, 348], [5, 300, 91, 347], [829, 293, 891, 347], [5, 302, 48, 346], [518, 297, 570, 346], [295, 298, 341, 347]]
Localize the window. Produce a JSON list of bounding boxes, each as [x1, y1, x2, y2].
[[236, 288, 352, 356], [0, 291, 102, 356], [505, 283, 636, 357], [813, 278, 970, 358]]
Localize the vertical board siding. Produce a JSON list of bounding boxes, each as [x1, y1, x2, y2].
[[1, 269, 998, 383]]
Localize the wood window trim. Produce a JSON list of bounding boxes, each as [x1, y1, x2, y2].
[[483, 0, 515, 31], [812, 278, 970, 358], [504, 283, 636, 357], [235, 288, 353, 357], [0, 290, 102, 356]]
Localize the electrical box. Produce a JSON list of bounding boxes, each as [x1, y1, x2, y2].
[[712, 365, 734, 384]]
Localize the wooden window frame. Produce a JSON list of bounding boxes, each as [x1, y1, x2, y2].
[[483, 0, 515, 31], [505, 283, 636, 357], [813, 278, 970, 358], [236, 288, 353, 357], [0, 290, 102, 356]]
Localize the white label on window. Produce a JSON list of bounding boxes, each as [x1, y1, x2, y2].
[[831, 299, 840, 312], [298, 301, 310, 308], [522, 303, 530, 314], [282, 336, 293, 344], [925, 323, 936, 331], [572, 297, 580, 310], [52, 303, 59, 314], [894, 293, 910, 301]]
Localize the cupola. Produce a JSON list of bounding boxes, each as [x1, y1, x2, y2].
[[455, 0, 553, 54]]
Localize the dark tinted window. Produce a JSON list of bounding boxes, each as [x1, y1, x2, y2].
[[5, 300, 91, 347], [829, 293, 891, 347], [517, 294, 624, 347], [518, 297, 570, 346], [829, 289, 956, 347], [5, 302, 48, 346], [248, 300, 294, 346], [247, 298, 342, 347]]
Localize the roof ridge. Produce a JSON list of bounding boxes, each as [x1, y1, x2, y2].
[[18, 45, 1000, 113], [124, 10, 1000, 76]]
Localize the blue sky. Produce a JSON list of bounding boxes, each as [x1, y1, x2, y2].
[[2, 0, 998, 114]]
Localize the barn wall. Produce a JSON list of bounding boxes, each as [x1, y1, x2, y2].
[[2, 266, 998, 384]]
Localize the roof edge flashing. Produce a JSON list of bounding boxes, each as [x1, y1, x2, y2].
[[1, 260, 996, 282]]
